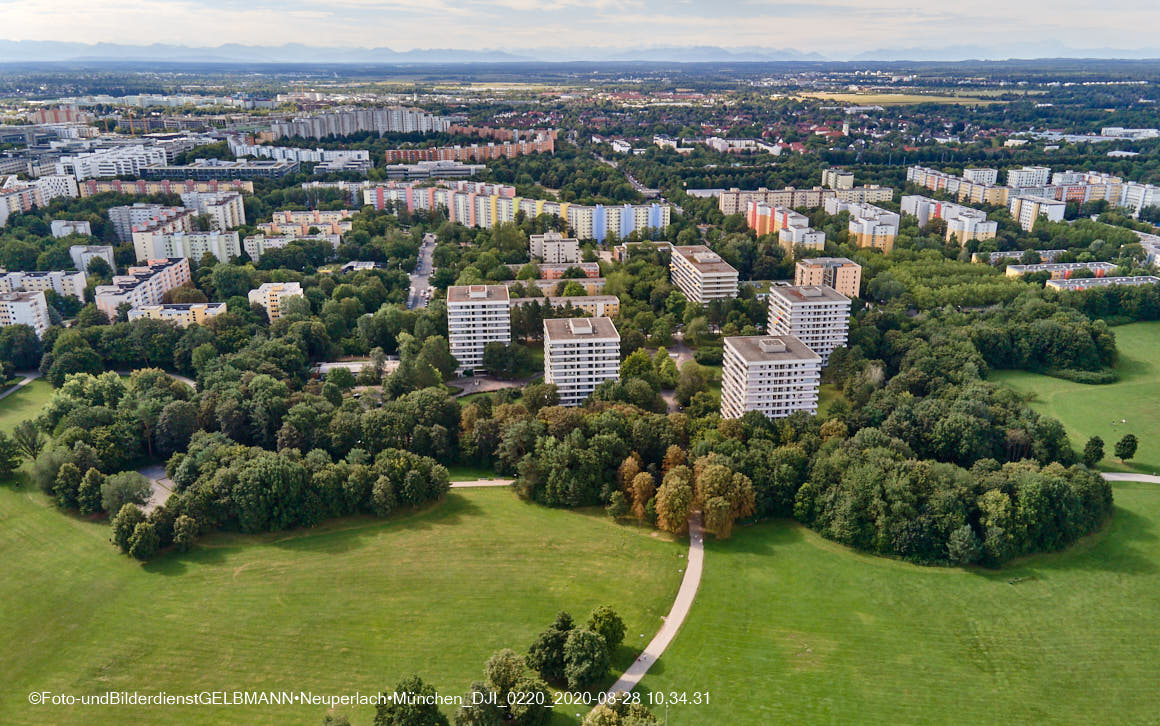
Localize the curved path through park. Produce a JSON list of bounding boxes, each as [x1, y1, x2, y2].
[[1102, 472, 1160, 484], [0, 370, 40, 403]]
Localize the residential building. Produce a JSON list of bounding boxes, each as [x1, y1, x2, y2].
[[94, 258, 191, 318], [529, 231, 581, 264], [834, 185, 894, 205], [517, 278, 607, 296], [821, 168, 854, 190], [248, 282, 305, 321], [670, 245, 739, 303], [136, 231, 242, 263], [269, 107, 453, 140], [1121, 182, 1160, 216], [778, 225, 826, 252], [513, 262, 600, 280], [795, 258, 862, 299], [56, 145, 168, 180], [543, 317, 621, 406], [30, 175, 79, 201], [382, 131, 556, 164], [1005, 262, 1119, 278], [0, 290, 51, 337], [720, 335, 821, 419], [509, 295, 621, 318], [127, 302, 226, 327], [447, 285, 511, 373], [1008, 194, 1066, 231], [69, 245, 116, 272], [50, 220, 91, 238], [1007, 166, 1052, 188], [746, 201, 825, 252], [962, 168, 999, 185], [906, 166, 1011, 207], [825, 199, 900, 252], [1045, 276, 1160, 291], [612, 241, 673, 262], [257, 209, 353, 238], [900, 195, 997, 242], [0, 269, 87, 299], [79, 179, 253, 198], [142, 158, 298, 180], [243, 233, 340, 260], [379, 160, 486, 180], [129, 208, 196, 261], [109, 203, 186, 243], [767, 285, 851, 365], [227, 136, 372, 164], [972, 249, 1068, 264], [179, 191, 246, 230]]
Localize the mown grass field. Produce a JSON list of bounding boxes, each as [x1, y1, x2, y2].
[[0, 485, 685, 725], [642, 481, 1160, 724], [0, 379, 53, 433], [991, 321, 1160, 475]]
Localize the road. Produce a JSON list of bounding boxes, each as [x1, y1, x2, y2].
[[596, 155, 661, 199], [606, 513, 704, 697], [407, 233, 436, 310]]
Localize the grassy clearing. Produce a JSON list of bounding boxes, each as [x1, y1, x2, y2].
[[818, 383, 847, 417], [641, 481, 1160, 724], [444, 463, 502, 481], [0, 379, 53, 434], [800, 91, 1003, 106], [990, 322, 1160, 475], [0, 487, 685, 725]]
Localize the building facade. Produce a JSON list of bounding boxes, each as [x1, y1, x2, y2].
[[447, 285, 512, 373], [670, 245, 739, 304], [825, 199, 900, 253], [767, 285, 851, 365], [179, 191, 246, 230], [50, 220, 91, 238], [529, 231, 581, 264], [794, 258, 862, 299], [0, 270, 87, 300], [127, 302, 226, 327], [543, 317, 621, 407], [248, 282, 304, 321], [94, 258, 191, 318], [69, 245, 116, 272], [0, 290, 51, 337], [720, 335, 821, 419]]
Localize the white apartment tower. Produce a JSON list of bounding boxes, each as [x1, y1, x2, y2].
[[720, 335, 821, 419], [0, 291, 51, 337], [767, 285, 851, 366], [248, 282, 304, 321], [543, 317, 620, 407], [447, 285, 512, 373], [670, 245, 739, 304], [529, 231, 581, 264]]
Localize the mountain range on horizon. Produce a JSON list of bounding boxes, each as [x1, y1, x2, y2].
[[1, 39, 1159, 65]]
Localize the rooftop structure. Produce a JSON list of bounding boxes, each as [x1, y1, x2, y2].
[[720, 335, 821, 419], [670, 245, 739, 304], [543, 317, 620, 407]]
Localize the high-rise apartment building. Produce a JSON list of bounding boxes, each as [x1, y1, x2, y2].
[[248, 282, 304, 321], [825, 199, 900, 253], [670, 245, 739, 304], [720, 335, 821, 419], [136, 231, 242, 263], [900, 195, 998, 242], [1008, 195, 1066, 231], [94, 258, 191, 318], [69, 245, 116, 273], [962, 168, 999, 185], [821, 168, 855, 190], [529, 231, 581, 264], [447, 285, 511, 373], [179, 191, 246, 230], [766, 285, 851, 365], [543, 317, 621, 407], [50, 220, 91, 238], [0, 290, 51, 337], [1007, 166, 1052, 188], [794, 258, 862, 299]]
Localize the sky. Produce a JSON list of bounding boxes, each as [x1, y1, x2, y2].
[[2, 0, 1160, 57]]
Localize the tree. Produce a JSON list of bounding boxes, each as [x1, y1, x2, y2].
[[54, 461, 82, 509], [327, 367, 356, 391], [586, 605, 626, 652], [1115, 434, 1138, 462], [173, 515, 198, 552], [101, 471, 152, 514], [694, 460, 756, 539], [1082, 436, 1105, 468], [12, 420, 44, 459], [0, 430, 21, 478], [155, 400, 200, 456], [507, 676, 551, 726], [77, 468, 105, 515], [111, 503, 146, 553], [655, 466, 694, 535], [630, 472, 655, 521], [128, 521, 159, 560], [605, 491, 630, 519], [374, 675, 450, 726], [563, 629, 609, 691], [453, 682, 502, 726], [583, 693, 659, 726], [484, 649, 524, 706], [947, 525, 982, 565], [527, 612, 573, 684]]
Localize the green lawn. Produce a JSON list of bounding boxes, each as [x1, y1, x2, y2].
[[990, 321, 1160, 475], [444, 463, 502, 481], [642, 481, 1160, 724], [818, 383, 847, 417], [0, 487, 685, 725], [0, 379, 53, 433]]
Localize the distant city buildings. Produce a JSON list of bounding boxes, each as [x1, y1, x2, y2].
[[669, 245, 739, 304], [269, 107, 453, 140], [127, 302, 226, 327], [382, 130, 556, 164], [718, 184, 893, 215], [227, 136, 371, 165], [0, 290, 51, 337], [142, 158, 298, 180], [529, 231, 581, 264], [248, 282, 305, 321], [766, 285, 851, 366], [447, 285, 511, 373], [543, 317, 621, 407], [56, 145, 168, 180], [79, 179, 254, 198], [795, 258, 862, 299], [95, 258, 191, 318], [720, 335, 821, 419]]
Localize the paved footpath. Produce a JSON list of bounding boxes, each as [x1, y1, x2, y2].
[[450, 478, 515, 488], [1102, 472, 1160, 484], [0, 371, 40, 403], [606, 513, 704, 696]]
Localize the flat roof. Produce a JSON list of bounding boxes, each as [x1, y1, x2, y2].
[[767, 284, 850, 304], [672, 245, 738, 275], [726, 334, 820, 363], [447, 284, 510, 303], [0, 290, 43, 302], [544, 316, 619, 342], [797, 257, 858, 267]]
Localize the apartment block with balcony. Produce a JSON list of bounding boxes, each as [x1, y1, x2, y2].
[[795, 258, 862, 299], [447, 285, 511, 373], [510, 295, 620, 318], [825, 199, 900, 253], [720, 335, 821, 419], [0, 290, 51, 337], [1005, 261, 1119, 279], [127, 302, 227, 327], [1008, 195, 1066, 232], [670, 245, 739, 304], [767, 285, 851, 366], [69, 245, 115, 273], [248, 282, 304, 321], [529, 231, 581, 264], [179, 191, 246, 230], [1045, 276, 1159, 291], [543, 317, 620, 407], [94, 258, 191, 318]]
